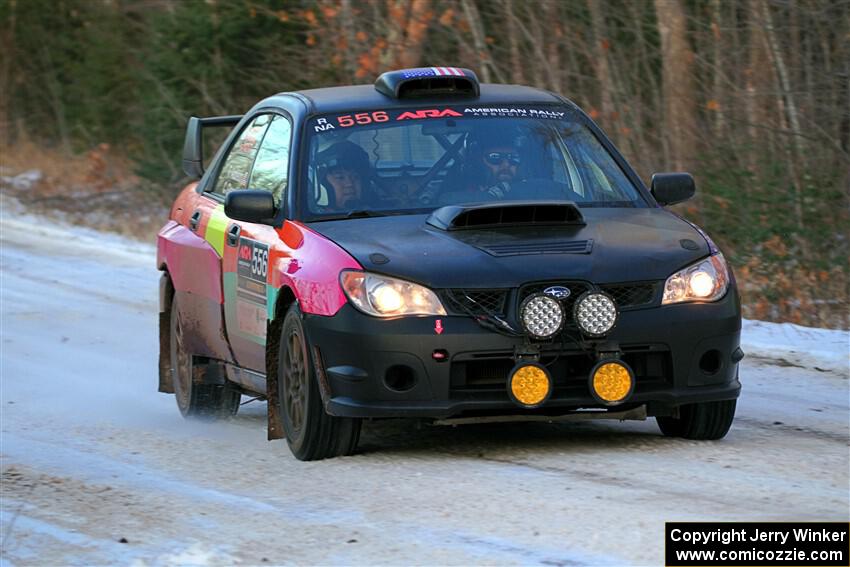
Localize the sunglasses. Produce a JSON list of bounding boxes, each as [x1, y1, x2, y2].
[[484, 152, 521, 166]]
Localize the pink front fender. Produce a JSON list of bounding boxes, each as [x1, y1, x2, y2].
[[269, 221, 363, 316]]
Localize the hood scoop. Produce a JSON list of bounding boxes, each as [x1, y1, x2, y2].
[[426, 201, 585, 231]]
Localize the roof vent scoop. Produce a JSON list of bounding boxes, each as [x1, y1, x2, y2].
[[375, 67, 480, 99]]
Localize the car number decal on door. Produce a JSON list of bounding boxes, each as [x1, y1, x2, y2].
[[236, 237, 269, 338]]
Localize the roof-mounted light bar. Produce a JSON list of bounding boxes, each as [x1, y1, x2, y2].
[[374, 67, 480, 99]]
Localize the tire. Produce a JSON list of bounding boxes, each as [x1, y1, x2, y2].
[[656, 399, 737, 440], [170, 298, 240, 419], [279, 304, 361, 461]]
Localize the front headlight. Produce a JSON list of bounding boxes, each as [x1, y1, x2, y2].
[[340, 270, 447, 317], [662, 253, 730, 305]]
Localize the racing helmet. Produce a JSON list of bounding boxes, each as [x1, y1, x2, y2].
[[316, 141, 373, 207], [317, 141, 370, 177]]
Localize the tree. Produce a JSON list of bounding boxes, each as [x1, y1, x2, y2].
[[654, 0, 698, 171]]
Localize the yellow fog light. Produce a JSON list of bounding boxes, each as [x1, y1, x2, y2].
[[589, 360, 635, 405], [507, 363, 552, 408]]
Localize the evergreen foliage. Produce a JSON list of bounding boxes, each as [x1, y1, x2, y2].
[[1, 0, 847, 327]]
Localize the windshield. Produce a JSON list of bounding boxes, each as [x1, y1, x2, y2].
[[301, 105, 645, 220]]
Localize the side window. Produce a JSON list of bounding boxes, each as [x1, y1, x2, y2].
[[211, 114, 272, 196], [249, 115, 292, 206]]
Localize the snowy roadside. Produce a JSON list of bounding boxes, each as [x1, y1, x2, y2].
[[742, 319, 848, 377], [0, 193, 156, 261], [1, 194, 847, 377]]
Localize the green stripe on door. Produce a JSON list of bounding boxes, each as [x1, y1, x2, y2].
[[204, 205, 228, 257], [267, 285, 279, 321]]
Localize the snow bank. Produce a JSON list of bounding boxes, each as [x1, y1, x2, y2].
[[0, 168, 43, 191], [742, 319, 849, 377], [0, 193, 155, 260]]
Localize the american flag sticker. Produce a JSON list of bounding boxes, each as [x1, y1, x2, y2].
[[431, 66, 465, 76], [401, 67, 465, 79], [401, 68, 436, 79]]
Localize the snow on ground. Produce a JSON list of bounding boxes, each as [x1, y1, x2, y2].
[[1, 205, 848, 565], [0, 193, 157, 259], [742, 319, 848, 377]]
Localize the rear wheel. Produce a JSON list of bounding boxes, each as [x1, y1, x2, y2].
[[279, 304, 361, 461], [170, 298, 240, 418], [656, 399, 736, 440]]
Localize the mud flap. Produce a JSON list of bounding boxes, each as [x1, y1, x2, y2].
[[158, 311, 174, 394], [195, 359, 226, 385], [159, 273, 175, 393], [265, 319, 284, 440]]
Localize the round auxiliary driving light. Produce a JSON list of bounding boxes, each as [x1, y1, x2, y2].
[[589, 360, 635, 405], [520, 293, 565, 339], [574, 291, 618, 337], [507, 363, 553, 408]]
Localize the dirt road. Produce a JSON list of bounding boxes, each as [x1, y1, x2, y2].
[[1, 210, 847, 565]]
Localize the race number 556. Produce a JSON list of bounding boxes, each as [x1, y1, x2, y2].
[[252, 247, 268, 278], [337, 111, 389, 127]]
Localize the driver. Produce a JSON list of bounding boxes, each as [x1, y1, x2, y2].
[[479, 142, 521, 198], [317, 141, 372, 210], [466, 129, 523, 200]]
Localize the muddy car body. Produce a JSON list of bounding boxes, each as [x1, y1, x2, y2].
[[157, 67, 742, 460]]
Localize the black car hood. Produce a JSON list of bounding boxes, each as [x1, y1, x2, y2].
[[306, 207, 710, 288]]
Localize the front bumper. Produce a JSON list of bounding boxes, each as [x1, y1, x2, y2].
[[304, 292, 742, 419]]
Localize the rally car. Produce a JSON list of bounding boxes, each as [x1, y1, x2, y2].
[[157, 67, 742, 461]]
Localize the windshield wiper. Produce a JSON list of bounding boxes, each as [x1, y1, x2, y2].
[[314, 210, 387, 222], [577, 200, 637, 208]]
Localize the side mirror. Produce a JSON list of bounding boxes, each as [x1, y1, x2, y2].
[[651, 172, 695, 206], [225, 190, 276, 224]]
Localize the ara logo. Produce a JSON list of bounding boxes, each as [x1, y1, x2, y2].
[[239, 245, 252, 261], [544, 286, 571, 300], [397, 108, 462, 120]]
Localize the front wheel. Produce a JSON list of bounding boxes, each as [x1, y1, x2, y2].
[[656, 399, 737, 440], [279, 304, 361, 461]]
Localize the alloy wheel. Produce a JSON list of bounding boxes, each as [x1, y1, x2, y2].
[[283, 328, 308, 433]]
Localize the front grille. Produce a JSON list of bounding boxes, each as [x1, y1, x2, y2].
[[518, 281, 592, 318], [440, 281, 660, 322], [600, 282, 658, 309], [441, 289, 509, 316], [520, 280, 658, 311]]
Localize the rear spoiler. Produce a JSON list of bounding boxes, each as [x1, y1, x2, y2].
[[182, 115, 243, 179]]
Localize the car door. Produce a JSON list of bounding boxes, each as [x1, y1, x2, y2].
[[221, 113, 293, 372], [163, 116, 268, 367]]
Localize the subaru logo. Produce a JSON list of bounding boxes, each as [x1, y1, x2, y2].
[[544, 286, 571, 300]]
